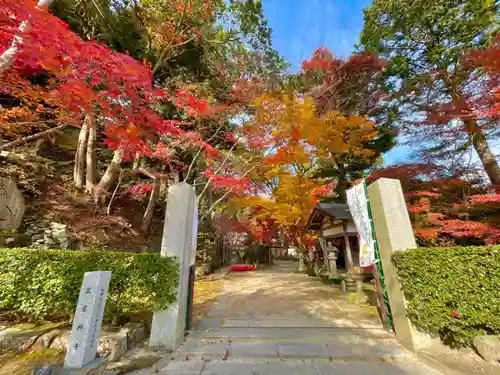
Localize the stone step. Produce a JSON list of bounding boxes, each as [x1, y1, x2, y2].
[[157, 357, 446, 375], [189, 327, 395, 342], [221, 318, 382, 329], [174, 339, 411, 361]]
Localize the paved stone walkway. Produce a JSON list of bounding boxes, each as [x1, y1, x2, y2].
[[155, 261, 449, 375]]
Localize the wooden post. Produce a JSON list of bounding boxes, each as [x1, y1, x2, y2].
[[343, 234, 354, 274]]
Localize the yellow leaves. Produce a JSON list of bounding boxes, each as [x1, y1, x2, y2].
[[264, 145, 311, 166], [249, 91, 379, 162], [236, 90, 381, 240], [252, 92, 320, 144], [262, 166, 281, 179], [315, 112, 378, 157]]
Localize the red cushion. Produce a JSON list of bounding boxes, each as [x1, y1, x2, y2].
[[231, 264, 256, 271]]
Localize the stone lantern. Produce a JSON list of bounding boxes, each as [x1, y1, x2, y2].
[[319, 238, 339, 279]]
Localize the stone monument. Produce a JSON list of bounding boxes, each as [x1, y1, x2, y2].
[[64, 271, 112, 368], [0, 177, 25, 230], [367, 178, 430, 350], [149, 182, 197, 350]]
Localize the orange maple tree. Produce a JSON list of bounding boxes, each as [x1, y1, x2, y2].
[[227, 91, 379, 248]]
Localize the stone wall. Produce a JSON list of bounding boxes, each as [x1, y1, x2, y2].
[[23, 217, 71, 249]]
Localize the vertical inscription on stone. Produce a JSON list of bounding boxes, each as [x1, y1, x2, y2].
[[64, 271, 111, 368]]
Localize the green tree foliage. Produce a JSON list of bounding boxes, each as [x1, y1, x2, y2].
[[50, 0, 146, 57], [360, 0, 500, 184]]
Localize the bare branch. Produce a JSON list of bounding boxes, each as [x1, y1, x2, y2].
[[197, 140, 239, 201], [0, 122, 71, 151], [183, 123, 225, 182], [199, 146, 276, 222], [107, 169, 124, 215]]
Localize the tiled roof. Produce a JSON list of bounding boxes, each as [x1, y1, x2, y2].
[[316, 203, 352, 220]]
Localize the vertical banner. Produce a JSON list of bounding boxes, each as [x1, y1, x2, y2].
[[346, 180, 376, 267]]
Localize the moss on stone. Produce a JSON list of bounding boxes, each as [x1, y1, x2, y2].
[[18, 348, 63, 360]]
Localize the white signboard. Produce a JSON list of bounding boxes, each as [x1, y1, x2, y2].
[[346, 181, 376, 267], [64, 271, 111, 368]]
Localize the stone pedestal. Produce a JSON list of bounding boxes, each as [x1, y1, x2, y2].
[[149, 182, 197, 350], [367, 178, 430, 351], [344, 272, 356, 291], [355, 279, 363, 293]]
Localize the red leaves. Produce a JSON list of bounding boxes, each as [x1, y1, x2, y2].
[[470, 194, 500, 205], [301, 47, 336, 72], [204, 144, 219, 158], [224, 132, 237, 143], [378, 162, 500, 245], [423, 37, 500, 147], [369, 164, 441, 183], [203, 169, 250, 195], [406, 191, 441, 199], [171, 88, 218, 118], [408, 198, 431, 214], [301, 47, 386, 115], [414, 228, 440, 239], [1, 0, 224, 165], [312, 185, 333, 203], [129, 184, 154, 201]]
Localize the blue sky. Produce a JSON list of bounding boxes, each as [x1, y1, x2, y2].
[[262, 0, 372, 71], [261, 0, 411, 165]]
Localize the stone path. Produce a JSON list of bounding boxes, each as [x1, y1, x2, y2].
[[154, 261, 450, 375]]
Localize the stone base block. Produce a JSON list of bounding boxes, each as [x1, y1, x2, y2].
[[98, 332, 128, 362], [120, 322, 147, 346]]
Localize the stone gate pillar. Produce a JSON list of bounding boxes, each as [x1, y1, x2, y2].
[[367, 178, 430, 351], [149, 182, 197, 350]]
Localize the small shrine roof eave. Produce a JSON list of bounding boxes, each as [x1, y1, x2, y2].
[[306, 203, 353, 231]]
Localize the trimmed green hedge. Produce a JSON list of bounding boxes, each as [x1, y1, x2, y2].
[[393, 246, 500, 347], [0, 248, 178, 321]]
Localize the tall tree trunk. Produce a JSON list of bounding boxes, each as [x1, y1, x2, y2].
[[74, 117, 89, 190], [141, 178, 161, 234], [132, 153, 140, 171], [85, 114, 97, 193], [448, 83, 500, 185], [171, 170, 180, 184], [335, 162, 348, 203], [160, 176, 168, 199], [93, 149, 123, 205], [205, 186, 214, 230], [466, 119, 500, 185]]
